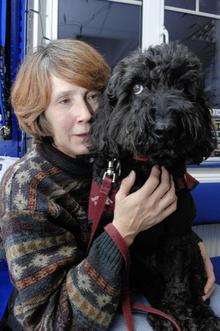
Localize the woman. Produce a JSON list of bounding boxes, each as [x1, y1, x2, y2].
[[0, 39, 218, 330]]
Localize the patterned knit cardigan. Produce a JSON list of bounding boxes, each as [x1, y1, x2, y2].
[[0, 143, 125, 330]]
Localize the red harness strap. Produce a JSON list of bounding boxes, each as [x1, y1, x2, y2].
[[87, 176, 113, 250], [104, 223, 181, 331], [88, 176, 182, 331], [105, 223, 134, 330]]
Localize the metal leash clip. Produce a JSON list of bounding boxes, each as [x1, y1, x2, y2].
[[103, 159, 121, 183]]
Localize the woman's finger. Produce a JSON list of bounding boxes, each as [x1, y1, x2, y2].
[[157, 179, 176, 211], [204, 267, 215, 293], [150, 166, 171, 199], [116, 170, 136, 200], [198, 242, 216, 300], [156, 199, 177, 224], [138, 165, 161, 196], [203, 284, 215, 301], [203, 264, 215, 298]]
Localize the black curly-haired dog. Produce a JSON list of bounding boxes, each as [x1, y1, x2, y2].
[[90, 43, 220, 330]]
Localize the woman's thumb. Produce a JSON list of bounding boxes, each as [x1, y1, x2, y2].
[[116, 170, 136, 200]]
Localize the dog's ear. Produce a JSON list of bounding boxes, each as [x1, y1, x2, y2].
[[106, 67, 123, 108], [91, 60, 126, 156], [187, 115, 217, 164], [171, 44, 217, 160], [194, 97, 217, 161], [91, 85, 119, 157], [91, 93, 110, 154], [164, 43, 202, 100]]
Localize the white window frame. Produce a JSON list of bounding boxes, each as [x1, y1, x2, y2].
[[27, 0, 58, 52], [142, 0, 165, 49], [165, 3, 220, 20], [109, 0, 142, 5]]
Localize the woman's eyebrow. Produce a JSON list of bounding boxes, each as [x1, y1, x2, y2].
[[54, 90, 76, 102]]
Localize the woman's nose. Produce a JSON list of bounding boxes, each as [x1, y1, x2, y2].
[[75, 99, 92, 122]]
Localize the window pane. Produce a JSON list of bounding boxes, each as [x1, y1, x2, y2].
[[200, 0, 220, 15], [165, 0, 195, 10], [58, 0, 142, 68], [165, 10, 220, 156], [214, 115, 220, 156]]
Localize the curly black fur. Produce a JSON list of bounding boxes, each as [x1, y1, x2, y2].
[[90, 43, 220, 330], [91, 42, 216, 172]]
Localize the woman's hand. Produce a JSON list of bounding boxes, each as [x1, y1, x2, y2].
[[198, 241, 216, 300], [112, 166, 177, 246]]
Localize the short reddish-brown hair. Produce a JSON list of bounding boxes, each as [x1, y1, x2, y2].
[[11, 39, 110, 138]]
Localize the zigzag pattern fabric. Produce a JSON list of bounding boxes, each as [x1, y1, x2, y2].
[[0, 141, 124, 330]]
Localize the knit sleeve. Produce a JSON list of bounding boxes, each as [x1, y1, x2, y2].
[[0, 210, 124, 330]]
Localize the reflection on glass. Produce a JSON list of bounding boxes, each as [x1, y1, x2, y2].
[[165, 0, 195, 10], [213, 115, 220, 156], [200, 0, 220, 15], [165, 11, 220, 108], [58, 0, 142, 68], [165, 10, 220, 156]]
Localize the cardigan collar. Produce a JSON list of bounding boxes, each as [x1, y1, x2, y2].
[[37, 138, 94, 178]]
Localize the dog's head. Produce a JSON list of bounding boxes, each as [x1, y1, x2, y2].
[[91, 42, 216, 169]]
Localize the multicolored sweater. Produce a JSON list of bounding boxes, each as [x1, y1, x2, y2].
[[0, 140, 125, 330]]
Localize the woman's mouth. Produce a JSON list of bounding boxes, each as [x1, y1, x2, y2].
[[75, 133, 90, 138]]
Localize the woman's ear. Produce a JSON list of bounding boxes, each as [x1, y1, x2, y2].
[[37, 113, 53, 137]]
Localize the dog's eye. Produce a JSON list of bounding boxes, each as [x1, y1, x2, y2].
[[133, 84, 144, 95]]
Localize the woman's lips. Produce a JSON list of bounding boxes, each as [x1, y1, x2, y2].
[[74, 133, 91, 140], [76, 133, 89, 137]]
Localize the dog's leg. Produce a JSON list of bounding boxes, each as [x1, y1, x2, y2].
[[148, 233, 220, 331], [189, 241, 220, 330], [193, 302, 220, 331], [147, 234, 199, 331]]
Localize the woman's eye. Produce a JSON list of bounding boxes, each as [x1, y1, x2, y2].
[[133, 84, 144, 95], [87, 93, 99, 102], [87, 92, 100, 108], [59, 98, 71, 105]]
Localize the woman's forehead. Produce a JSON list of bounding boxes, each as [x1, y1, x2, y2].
[[50, 74, 88, 99]]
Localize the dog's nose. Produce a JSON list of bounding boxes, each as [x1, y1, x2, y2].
[[155, 128, 166, 137], [155, 123, 167, 131], [154, 123, 176, 137], [155, 122, 169, 132]]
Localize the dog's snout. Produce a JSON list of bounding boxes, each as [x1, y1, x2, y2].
[[154, 122, 177, 138], [155, 128, 167, 138], [155, 122, 168, 131]]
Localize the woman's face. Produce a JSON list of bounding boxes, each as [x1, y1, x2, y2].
[[44, 74, 100, 157]]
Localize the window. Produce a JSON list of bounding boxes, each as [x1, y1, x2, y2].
[[165, 4, 220, 157], [165, 0, 196, 10], [200, 0, 220, 15], [58, 0, 142, 68]]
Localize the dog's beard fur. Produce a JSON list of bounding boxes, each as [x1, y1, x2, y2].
[[91, 43, 216, 173]]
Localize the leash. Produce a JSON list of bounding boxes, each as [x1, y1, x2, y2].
[[88, 161, 182, 331], [87, 176, 113, 249]]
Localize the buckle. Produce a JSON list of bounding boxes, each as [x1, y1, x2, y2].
[[103, 159, 121, 183]]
